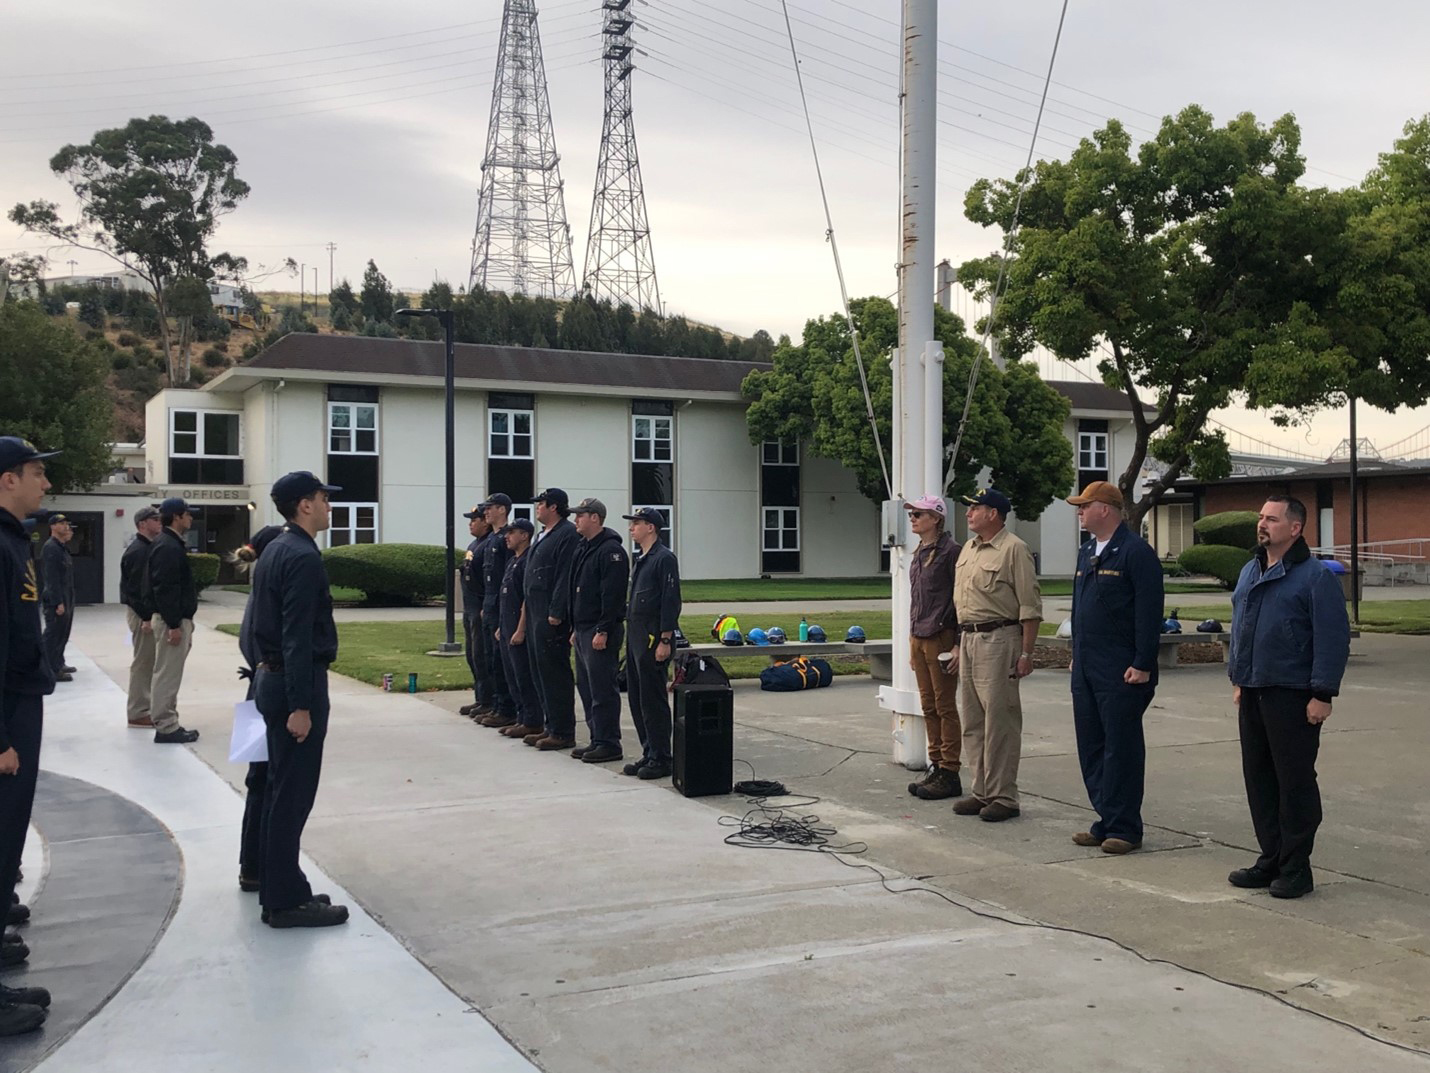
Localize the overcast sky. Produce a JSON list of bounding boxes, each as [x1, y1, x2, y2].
[[3, 0, 1428, 459]]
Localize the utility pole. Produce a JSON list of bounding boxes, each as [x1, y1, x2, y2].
[[300, 262, 306, 314], [582, 0, 662, 313], [881, 0, 944, 771], [66, 259, 78, 276], [325, 242, 337, 295]]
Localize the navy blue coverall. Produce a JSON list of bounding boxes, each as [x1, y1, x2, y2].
[[523, 518, 580, 739], [498, 550, 542, 731], [461, 533, 492, 708], [480, 529, 513, 717], [569, 527, 629, 750], [1069, 521, 1164, 844], [625, 541, 682, 764], [40, 535, 73, 675]]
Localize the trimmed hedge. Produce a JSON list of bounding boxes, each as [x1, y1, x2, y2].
[[322, 543, 447, 605], [1193, 510, 1259, 550], [190, 552, 221, 593], [1178, 544, 1251, 589]]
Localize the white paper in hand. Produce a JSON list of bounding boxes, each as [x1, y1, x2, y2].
[[229, 700, 268, 764]]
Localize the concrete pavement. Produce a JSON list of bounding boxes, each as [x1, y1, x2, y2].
[[12, 599, 1430, 1071]]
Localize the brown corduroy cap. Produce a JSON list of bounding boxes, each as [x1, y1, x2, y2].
[[1066, 480, 1124, 509]]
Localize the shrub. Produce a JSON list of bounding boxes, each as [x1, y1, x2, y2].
[[78, 292, 106, 330], [202, 346, 227, 367], [1178, 544, 1252, 589], [189, 364, 209, 384], [84, 328, 105, 341], [1193, 510, 1259, 550], [116, 364, 160, 396], [190, 552, 221, 593], [322, 543, 446, 605], [111, 352, 133, 370], [117, 331, 139, 347]]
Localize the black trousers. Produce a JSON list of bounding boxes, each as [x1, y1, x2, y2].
[[464, 610, 490, 706], [0, 694, 43, 912], [43, 605, 72, 673], [1071, 663, 1152, 843], [626, 624, 672, 762], [528, 615, 575, 738], [501, 637, 543, 729], [574, 624, 624, 749], [239, 672, 268, 881], [256, 666, 330, 911], [1239, 686, 1323, 874], [482, 610, 514, 716]]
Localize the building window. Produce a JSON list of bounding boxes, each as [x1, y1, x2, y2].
[[630, 505, 673, 549], [169, 409, 243, 484], [511, 503, 535, 525], [1078, 431, 1108, 472], [329, 503, 378, 547], [632, 416, 673, 462], [329, 402, 378, 455], [763, 508, 800, 552], [490, 409, 534, 458], [762, 440, 799, 466]]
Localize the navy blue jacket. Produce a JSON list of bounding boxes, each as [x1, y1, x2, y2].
[[240, 527, 338, 712], [1070, 522, 1164, 684], [524, 517, 581, 622], [627, 541, 682, 633], [570, 527, 629, 634], [481, 529, 511, 618], [1229, 537, 1350, 696], [119, 534, 154, 618], [498, 549, 529, 639], [40, 536, 73, 610], [0, 508, 54, 749], [146, 527, 198, 628], [460, 534, 488, 611]]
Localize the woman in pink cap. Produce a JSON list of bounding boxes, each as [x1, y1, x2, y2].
[[904, 495, 964, 800]]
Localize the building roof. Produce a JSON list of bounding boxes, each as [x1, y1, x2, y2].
[[217, 333, 764, 400], [1044, 379, 1156, 416], [1178, 458, 1430, 488]]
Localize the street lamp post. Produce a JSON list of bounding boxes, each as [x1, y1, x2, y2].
[[396, 306, 462, 654]]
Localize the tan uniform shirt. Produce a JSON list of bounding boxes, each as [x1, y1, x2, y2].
[[953, 526, 1043, 625]]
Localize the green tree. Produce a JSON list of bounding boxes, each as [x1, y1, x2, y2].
[[359, 260, 394, 322], [329, 278, 357, 312], [0, 302, 115, 491], [77, 290, 106, 330], [742, 297, 1074, 515], [0, 253, 46, 303], [9, 115, 250, 386], [558, 296, 603, 351], [330, 302, 353, 331], [959, 105, 1349, 526], [419, 280, 454, 309], [631, 307, 666, 354]]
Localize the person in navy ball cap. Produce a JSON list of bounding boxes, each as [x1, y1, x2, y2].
[[145, 497, 204, 743]]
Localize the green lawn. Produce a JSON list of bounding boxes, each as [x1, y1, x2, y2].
[[682, 576, 892, 601], [220, 583, 365, 602]]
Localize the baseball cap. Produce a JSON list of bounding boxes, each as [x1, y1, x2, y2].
[[134, 506, 161, 524], [622, 507, 665, 528], [961, 488, 1012, 515], [502, 518, 535, 536], [0, 436, 59, 471], [534, 487, 569, 509], [904, 495, 947, 518], [484, 492, 513, 509], [159, 496, 202, 516], [572, 496, 607, 518], [463, 503, 489, 519], [1066, 480, 1124, 509], [48, 513, 70, 525], [269, 471, 341, 507]]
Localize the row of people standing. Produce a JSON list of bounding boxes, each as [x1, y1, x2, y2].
[[904, 482, 1349, 899], [459, 488, 683, 777]]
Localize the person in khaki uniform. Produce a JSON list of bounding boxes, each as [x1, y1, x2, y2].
[[950, 488, 1042, 822], [145, 497, 201, 744], [120, 506, 163, 728]]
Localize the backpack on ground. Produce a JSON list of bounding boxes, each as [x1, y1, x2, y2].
[[759, 655, 834, 692], [673, 651, 732, 690]]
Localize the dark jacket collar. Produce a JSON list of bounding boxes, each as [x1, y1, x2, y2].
[[1254, 535, 1310, 570], [0, 508, 23, 538]]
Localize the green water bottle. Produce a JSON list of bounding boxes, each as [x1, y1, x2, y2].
[[799, 617, 809, 642]]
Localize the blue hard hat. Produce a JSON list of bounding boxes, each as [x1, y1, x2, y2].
[[746, 627, 769, 646], [1197, 619, 1223, 633], [722, 628, 744, 646], [845, 625, 866, 643], [766, 627, 787, 645], [807, 624, 827, 643], [1162, 617, 1182, 634]]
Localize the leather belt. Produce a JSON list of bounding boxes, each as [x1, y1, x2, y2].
[[961, 619, 1019, 634], [258, 660, 284, 673]]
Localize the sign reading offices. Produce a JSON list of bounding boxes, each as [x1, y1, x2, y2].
[[159, 488, 251, 503]]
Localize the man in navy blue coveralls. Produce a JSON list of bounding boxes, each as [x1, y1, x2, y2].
[[1067, 481, 1163, 855]]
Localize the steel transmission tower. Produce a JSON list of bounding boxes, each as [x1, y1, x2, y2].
[[469, 0, 576, 298], [581, 0, 662, 313]]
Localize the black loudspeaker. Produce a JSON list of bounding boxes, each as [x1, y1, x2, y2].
[[672, 684, 734, 797]]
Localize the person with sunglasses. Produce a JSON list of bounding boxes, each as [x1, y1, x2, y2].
[[903, 496, 963, 800]]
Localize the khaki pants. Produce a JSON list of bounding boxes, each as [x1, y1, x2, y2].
[[910, 630, 961, 770], [149, 616, 194, 734], [958, 625, 1024, 808], [125, 608, 157, 724]]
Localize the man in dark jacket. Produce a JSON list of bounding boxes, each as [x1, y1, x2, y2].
[[1228, 495, 1350, 900], [120, 506, 163, 727], [39, 514, 75, 682], [621, 507, 681, 779], [146, 497, 202, 744], [568, 498, 630, 764], [475, 493, 516, 728], [241, 472, 349, 929], [0, 435, 60, 1033], [1066, 481, 1164, 855], [494, 519, 543, 738], [458, 504, 494, 718], [523, 488, 581, 750]]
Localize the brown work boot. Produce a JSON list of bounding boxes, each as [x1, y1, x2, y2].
[[979, 801, 1021, 823], [485, 715, 519, 729], [1072, 832, 1103, 847], [951, 796, 987, 816], [127, 716, 155, 729], [907, 766, 937, 796], [523, 732, 547, 746], [502, 723, 541, 738], [914, 767, 963, 800], [1101, 838, 1140, 855], [536, 736, 576, 751]]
